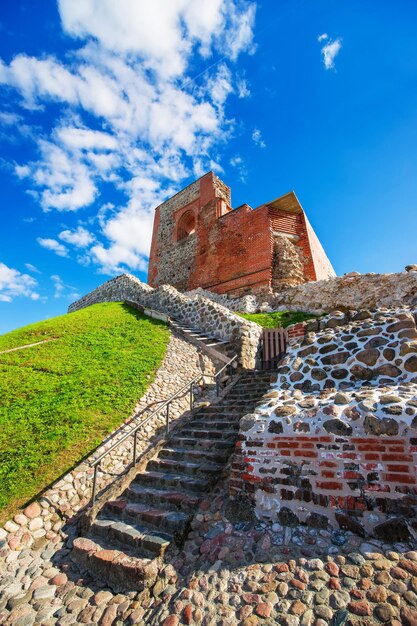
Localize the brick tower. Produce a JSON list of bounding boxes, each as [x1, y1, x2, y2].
[[148, 172, 335, 296]]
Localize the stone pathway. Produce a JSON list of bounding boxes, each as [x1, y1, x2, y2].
[[2, 471, 417, 626]]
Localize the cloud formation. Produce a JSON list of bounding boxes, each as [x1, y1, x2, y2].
[[0, 0, 256, 274], [252, 127, 266, 148], [51, 274, 79, 300], [0, 262, 39, 302], [37, 238, 68, 257], [319, 34, 342, 70], [59, 226, 95, 248]]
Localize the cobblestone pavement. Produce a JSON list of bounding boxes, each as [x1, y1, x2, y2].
[[1, 475, 417, 626]]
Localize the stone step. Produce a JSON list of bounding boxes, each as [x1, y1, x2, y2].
[[159, 446, 229, 464], [72, 536, 159, 592], [125, 483, 200, 512], [240, 376, 275, 384], [226, 393, 267, 401], [168, 436, 235, 451], [147, 457, 223, 479], [134, 470, 210, 493], [221, 399, 262, 406], [193, 413, 240, 421], [196, 408, 241, 416], [70, 364, 276, 591], [104, 500, 191, 536], [178, 427, 238, 440], [91, 517, 172, 557], [188, 420, 239, 431]]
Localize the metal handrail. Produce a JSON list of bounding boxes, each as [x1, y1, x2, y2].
[[213, 354, 238, 395], [89, 353, 238, 504]]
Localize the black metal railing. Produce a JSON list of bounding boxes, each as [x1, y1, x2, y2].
[[89, 354, 238, 504]]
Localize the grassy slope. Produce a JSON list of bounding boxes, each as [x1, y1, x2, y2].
[[238, 311, 316, 328], [0, 302, 170, 521]]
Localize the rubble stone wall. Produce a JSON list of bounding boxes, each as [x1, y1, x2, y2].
[[269, 271, 417, 313], [68, 274, 262, 368], [231, 307, 417, 539], [185, 271, 417, 316]]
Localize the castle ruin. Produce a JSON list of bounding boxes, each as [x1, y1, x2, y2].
[[148, 171, 335, 296]]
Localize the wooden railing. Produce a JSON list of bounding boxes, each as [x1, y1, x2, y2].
[[261, 327, 287, 370]]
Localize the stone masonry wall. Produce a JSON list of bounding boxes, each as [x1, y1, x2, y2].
[[0, 330, 217, 556], [272, 234, 305, 290], [231, 307, 417, 539], [185, 270, 417, 316], [269, 270, 417, 313], [149, 179, 200, 291], [68, 274, 262, 368]]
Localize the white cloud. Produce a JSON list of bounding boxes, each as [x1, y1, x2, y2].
[[1, 0, 257, 273], [57, 0, 255, 77], [237, 76, 250, 98], [0, 262, 39, 302], [56, 127, 118, 151], [321, 37, 342, 70], [25, 263, 41, 274], [318, 33, 328, 42], [229, 154, 247, 182], [59, 226, 94, 248], [16, 140, 97, 211], [252, 127, 266, 148], [0, 111, 21, 125], [51, 274, 79, 300], [37, 237, 68, 257], [51, 274, 64, 298]]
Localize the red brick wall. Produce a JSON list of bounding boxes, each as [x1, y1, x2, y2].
[[230, 433, 417, 535], [188, 202, 273, 295], [286, 322, 306, 341]]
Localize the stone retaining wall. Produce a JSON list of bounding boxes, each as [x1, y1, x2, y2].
[[189, 270, 417, 315], [0, 331, 216, 556], [68, 274, 262, 368], [269, 271, 417, 313], [231, 307, 417, 539]]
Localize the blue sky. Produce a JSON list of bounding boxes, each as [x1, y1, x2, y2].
[[0, 0, 416, 334]]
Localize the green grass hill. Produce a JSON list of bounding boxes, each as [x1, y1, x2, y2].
[[0, 302, 170, 522]]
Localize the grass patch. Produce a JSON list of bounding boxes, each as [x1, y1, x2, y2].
[[238, 310, 317, 328], [0, 302, 170, 521]]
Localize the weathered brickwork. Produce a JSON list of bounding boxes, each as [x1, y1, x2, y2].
[[68, 273, 262, 368], [148, 171, 335, 296], [231, 307, 417, 538]]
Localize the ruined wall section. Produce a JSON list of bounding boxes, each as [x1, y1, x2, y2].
[[213, 173, 231, 204], [148, 178, 200, 290], [272, 234, 305, 290], [231, 308, 417, 538], [269, 271, 417, 313]]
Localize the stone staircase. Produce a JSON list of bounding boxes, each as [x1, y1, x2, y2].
[[71, 371, 273, 591], [170, 319, 234, 364]]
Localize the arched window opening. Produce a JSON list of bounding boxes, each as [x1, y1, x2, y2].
[[177, 210, 196, 241]]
